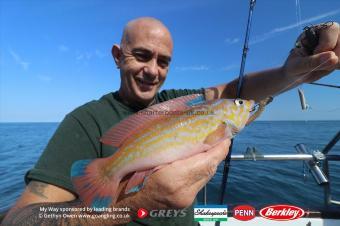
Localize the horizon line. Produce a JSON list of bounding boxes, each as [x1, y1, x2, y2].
[[1, 119, 340, 123]]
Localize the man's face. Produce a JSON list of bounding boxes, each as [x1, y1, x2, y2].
[[116, 26, 173, 107]]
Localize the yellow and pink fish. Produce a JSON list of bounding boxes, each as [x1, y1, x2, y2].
[[71, 94, 255, 208]]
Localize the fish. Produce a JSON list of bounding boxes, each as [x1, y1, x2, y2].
[[298, 88, 309, 110], [71, 94, 255, 208]]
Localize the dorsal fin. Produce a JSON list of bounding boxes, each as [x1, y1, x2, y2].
[[100, 94, 205, 147]]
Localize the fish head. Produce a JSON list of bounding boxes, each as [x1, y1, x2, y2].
[[220, 99, 255, 136]]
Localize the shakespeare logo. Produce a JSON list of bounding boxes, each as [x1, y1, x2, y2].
[[194, 205, 228, 222]]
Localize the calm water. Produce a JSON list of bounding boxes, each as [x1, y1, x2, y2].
[[0, 121, 339, 213]]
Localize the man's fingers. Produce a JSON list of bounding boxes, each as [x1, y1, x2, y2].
[[312, 22, 340, 69], [171, 139, 231, 183], [187, 139, 231, 189], [143, 139, 231, 208], [314, 22, 339, 54], [333, 37, 340, 68], [178, 139, 231, 169], [205, 139, 231, 163], [293, 51, 338, 75], [311, 52, 338, 71]]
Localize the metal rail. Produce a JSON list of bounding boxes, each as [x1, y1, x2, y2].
[[231, 153, 314, 161], [205, 131, 340, 213]]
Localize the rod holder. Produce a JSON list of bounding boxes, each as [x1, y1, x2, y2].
[[295, 144, 328, 185]]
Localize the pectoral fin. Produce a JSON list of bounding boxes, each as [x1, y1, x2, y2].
[[203, 123, 227, 145], [124, 166, 164, 194]]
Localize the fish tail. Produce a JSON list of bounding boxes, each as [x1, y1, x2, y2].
[[71, 158, 121, 208]]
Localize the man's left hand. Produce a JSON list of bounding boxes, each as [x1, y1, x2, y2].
[[283, 21, 339, 84]]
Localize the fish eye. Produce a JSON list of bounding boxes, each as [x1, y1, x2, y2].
[[234, 99, 244, 106]]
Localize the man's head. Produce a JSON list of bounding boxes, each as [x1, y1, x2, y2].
[[112, 17, 173, 108]]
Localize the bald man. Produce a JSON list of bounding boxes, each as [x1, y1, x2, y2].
[[3, 17, 340, 226]]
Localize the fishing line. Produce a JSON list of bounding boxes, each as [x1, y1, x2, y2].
[[273, 57, 339, 113], [274, 57, 334, 96], [295, 0, 309, 110], [292, 14, 338, 111], [295, 0, 310, 182], [297, 91, 340, 113], [300, 81, 340, 110]]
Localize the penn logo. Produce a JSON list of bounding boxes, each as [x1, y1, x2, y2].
[[233, 205, 255, 221], [259, 205, 305, 221]]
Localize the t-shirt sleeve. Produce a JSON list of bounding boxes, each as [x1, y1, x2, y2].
[[25, 113, 100, 194], [157, 88, 205, 102]]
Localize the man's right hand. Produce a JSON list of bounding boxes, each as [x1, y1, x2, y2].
[[132, 139, 231, 210]]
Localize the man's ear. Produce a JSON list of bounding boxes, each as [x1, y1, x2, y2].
[[112, 44, 122, 68]]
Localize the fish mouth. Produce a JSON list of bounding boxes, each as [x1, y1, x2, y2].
[[250, 103, 259, 113], [246, 96, 273, 125], [245, 104, 258, 125]]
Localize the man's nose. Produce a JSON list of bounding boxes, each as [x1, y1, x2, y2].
[[143, 59, 158, 78]]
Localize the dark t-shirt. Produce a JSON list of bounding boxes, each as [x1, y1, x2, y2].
[[25, 88, 204, 226]]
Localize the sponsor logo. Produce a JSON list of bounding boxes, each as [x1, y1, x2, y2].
[[137, 208, 187, 219], [259, 205, 305, 221], [233, 205, 255, 221], [137, 208, 148, 219], [194, 205, 228, 222], [149, 209, 187, 218]]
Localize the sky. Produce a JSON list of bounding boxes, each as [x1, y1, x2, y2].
[[0, 0, 339, 122]]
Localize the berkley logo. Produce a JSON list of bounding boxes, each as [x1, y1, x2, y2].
[[259, 205, 305, 221], [233, 205, 255, 221]]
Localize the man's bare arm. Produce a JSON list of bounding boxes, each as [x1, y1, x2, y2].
[[205, 67, 288, 102], [205, 22, 339, 102], [2, 181, 134, 226]]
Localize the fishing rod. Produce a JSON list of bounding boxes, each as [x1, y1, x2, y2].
[[215, 0, 337, 217], [218, 0, 257, 209], [309, 82, 340, 89], [235, 1, 256, 98]]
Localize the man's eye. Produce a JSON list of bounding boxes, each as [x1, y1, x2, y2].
[[158, 59, 169, 68], [134, 53, 151, 62]]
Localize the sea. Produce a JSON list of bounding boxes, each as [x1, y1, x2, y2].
[[0, 121, 339, 214]]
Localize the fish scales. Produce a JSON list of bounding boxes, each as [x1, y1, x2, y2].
[[108, 101, 244, 175], [122, 102, 226, 159], [107, 115, 210, 170], [109, 101, 227, 171], [114, 101, 245, 173]]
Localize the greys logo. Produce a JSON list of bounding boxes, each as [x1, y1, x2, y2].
[[149, 209, 187, 218]]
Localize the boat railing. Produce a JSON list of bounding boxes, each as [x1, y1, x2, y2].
[[204, 131, 340, 207]]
